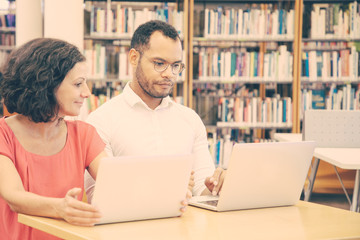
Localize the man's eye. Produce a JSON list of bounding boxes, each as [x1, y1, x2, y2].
[[172, 63, 181, 68], [154, 61, 165, 67]]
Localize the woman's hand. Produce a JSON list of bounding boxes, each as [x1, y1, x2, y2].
[[180, 189, 192, 215], [180, 170, 195, 215], [56, 188, 102, 226]]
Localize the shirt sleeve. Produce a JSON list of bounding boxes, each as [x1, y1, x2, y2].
[[84, 169, 95, 203], [86, 110, 114, 157], [76, 121, 105, 203], [79, 122, 106, 168], [191, 113, 215, 196], [0, 121, 14, 162]]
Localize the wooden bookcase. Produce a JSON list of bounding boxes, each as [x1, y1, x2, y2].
[[186, 0, 300, 167], [188, 0, 301, 142]]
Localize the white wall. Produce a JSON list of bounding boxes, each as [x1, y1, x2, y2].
[[44, 0, 84, 50], [16, 0, 43, 47]]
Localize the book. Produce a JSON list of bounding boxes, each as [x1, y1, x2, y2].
[[311, 89, 326, 109]]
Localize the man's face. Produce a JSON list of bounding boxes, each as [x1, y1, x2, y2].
[[135, 31, 183, 99]]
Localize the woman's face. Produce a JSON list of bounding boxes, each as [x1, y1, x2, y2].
[[55, 62, 90, 117]]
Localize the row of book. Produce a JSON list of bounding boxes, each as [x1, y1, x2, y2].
[[84, 43, 132, 80], [199, 4, 294, 39], [301, 46, 359, 80], [306, 1, 360, 39], [86, 82, 124, 114], [193, 85, 262, 125], [0, 32, 14, 46], [216, 96, 292, 128], [85, 2, 183, 37], [194, 45, 293, 82], [0, 13, 15, 28], [302, 41, 352, 51], [301, 84, 360, 117], [207, 130, 276, 168], [84, 40, 186, 81]]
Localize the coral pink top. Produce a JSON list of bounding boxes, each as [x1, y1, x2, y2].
[[0, 118, 105, 240]]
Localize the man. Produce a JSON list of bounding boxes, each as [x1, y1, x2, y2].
[[85, 20, 225, 200]]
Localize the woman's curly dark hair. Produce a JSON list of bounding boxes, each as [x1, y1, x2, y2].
[[0, 38, 85, 123]]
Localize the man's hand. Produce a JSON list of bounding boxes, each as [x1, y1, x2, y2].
[[204, 167, 226, 196]]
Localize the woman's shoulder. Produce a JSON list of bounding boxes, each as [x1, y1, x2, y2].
[[65, 120, 100, 146], [0, 116, 7, 126], [0, 117, 14, 136], [66, 119, 96, 132]]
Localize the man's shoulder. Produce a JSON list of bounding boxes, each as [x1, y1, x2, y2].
[[171, 101, 197, 115], [88, 94, 125, 118], [170, 101, 204, 125], [98, 94, 126, 110]]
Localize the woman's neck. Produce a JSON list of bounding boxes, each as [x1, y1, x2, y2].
[[12, 115, 65, 141]]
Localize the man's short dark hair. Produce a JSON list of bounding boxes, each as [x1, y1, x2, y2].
[[130, 20, 180, 53], [0, 38, 85, 123]]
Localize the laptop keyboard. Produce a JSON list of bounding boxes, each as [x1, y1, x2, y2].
[[200, 200, 218, 207]]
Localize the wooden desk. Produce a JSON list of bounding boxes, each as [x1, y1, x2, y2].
[[18, 202, 360, 240], [273, 133, 360, 212]]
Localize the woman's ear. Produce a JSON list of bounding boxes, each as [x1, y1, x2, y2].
[[129, 48, 140, 67]]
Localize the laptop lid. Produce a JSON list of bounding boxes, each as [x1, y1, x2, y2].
[[92, 154, 193, 224], [190, 141, 315, 212]]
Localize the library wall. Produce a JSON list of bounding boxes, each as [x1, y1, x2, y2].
[[15, 0, 42, 47], [44, 0, 84, 50]]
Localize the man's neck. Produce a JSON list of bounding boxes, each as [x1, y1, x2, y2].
[[129, 81, 162, 110]]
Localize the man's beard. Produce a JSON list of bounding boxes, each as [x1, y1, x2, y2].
[[135, 64, 173, 98]]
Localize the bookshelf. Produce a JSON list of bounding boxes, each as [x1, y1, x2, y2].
[[300, 0, 360, 122], [186, 0, 304, 167], [299, 0, 360, 194], [83, 0, 189, 113], [188, 0, 300, 125]]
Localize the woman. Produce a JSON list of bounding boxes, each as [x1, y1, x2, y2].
[[0, 38, 106, 240]]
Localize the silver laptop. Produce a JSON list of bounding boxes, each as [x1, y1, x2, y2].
[[189, 141, 316, 211], [92, 154, 193, 224]]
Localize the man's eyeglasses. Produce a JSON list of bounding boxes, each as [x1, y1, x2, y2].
[[142, 55, 185, 75]]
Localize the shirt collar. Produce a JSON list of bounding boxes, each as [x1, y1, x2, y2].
[[123, 82, 174, 110]]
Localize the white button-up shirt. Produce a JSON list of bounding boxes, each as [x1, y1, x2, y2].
[[85, 83, 215, 198]]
